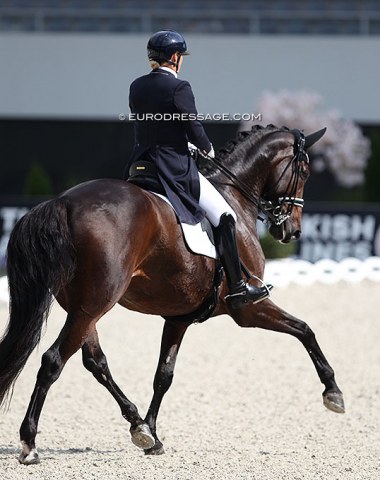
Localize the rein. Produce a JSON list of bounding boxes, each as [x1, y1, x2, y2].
[[207, 130, 308, 227]]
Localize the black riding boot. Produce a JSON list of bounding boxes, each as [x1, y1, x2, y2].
[[216, 213, 271, 309]]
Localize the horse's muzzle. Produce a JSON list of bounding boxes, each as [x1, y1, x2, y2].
[[292, 230, 301, 240], [269, 223, 301, 244]]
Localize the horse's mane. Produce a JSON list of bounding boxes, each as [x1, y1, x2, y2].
[[200, 124, 290, 177]]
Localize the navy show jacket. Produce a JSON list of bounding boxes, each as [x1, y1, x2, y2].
[[125, 68, 212, 225]]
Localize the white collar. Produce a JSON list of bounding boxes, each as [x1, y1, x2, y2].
[[158, 66, 177, 78]]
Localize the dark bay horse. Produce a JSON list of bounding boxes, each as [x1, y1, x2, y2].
[[0, 125, 344, 464]]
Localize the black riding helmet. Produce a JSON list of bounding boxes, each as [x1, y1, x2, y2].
[[147, 30, 189, 70]]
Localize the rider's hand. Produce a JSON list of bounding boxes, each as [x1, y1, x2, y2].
[[188, 142, 197, 154], [199, 144, 215, 159], [207, 145, 215, 159]]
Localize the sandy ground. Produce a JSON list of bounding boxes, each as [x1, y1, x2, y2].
[[0, 281, 379, 480]]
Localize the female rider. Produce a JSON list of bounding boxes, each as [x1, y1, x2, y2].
[[125, 30, 269, 308]]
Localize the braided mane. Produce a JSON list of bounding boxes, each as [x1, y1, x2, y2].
[[200, 124, 289, 177]]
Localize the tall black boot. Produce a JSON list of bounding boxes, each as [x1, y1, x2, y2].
[[216, 213, 271, 309]]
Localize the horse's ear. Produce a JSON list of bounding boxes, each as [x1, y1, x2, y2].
[[304, 127, 327, 149]]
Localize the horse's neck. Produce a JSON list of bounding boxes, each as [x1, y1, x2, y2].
[[217, 182, 260, 234], [213, 152, 268, 227], [213, 148, 271, 251]]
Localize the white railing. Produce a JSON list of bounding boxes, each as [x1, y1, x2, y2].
[[264, 256, 380, 288], [0, 256, 380, 306]]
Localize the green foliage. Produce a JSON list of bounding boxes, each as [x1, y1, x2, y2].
[[260, 232, 296, 259], [364, 130, 380, 202], [25, 163, 53, 196], [333, 185, 366, 202]]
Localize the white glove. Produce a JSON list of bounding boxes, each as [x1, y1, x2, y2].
[[188, 142, 198, 154], [198, 144, 215, 159], [207, 145, 215, 159]]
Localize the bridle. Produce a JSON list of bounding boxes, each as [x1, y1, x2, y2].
[[207, 129, 309, 227], [259, 129, 308, 226]]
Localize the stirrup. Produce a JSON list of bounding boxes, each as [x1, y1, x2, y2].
[[224, 283, 273, 309]]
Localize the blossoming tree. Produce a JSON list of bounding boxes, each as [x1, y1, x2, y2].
[[240, 89, 371, 188]]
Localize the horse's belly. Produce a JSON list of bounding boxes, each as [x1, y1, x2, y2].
[[118, 262, 215, 316]]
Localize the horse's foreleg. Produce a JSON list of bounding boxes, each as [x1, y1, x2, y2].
[[81, 329, 154, 450], [144, 320, 190, 455], [19, 313, 94, 465], [232, 300, 345, 413]]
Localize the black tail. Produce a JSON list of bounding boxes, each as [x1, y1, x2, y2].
[[0, 197, 76, 407]]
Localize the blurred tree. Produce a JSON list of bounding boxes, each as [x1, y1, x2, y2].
[[365, 130, 380, 202], [25, 163, 53, 196], [260, 233, 296, 259], [241, 89, 371, 189]]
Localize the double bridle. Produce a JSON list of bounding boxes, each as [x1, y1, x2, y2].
[[208, 129, 309, 227]]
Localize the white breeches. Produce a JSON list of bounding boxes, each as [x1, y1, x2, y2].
[[198, 172, 237, 227]]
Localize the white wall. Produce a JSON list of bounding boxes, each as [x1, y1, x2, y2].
[[0, 33, 379, 122]]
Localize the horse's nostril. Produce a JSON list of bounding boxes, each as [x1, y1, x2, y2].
[[293, 230, 301, 240]]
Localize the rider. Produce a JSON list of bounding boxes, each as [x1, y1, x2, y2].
[[125, 30, 269, 308]]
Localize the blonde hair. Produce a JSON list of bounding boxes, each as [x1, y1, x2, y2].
[[149, 60, 161, 70]]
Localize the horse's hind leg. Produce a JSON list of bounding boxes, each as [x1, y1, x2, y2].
[[82, 329, 154, 450], [19, 313, 75, 463], [231, 300, 345, 413], [19, 313, 103, 464], [18, 312, 94, 464]]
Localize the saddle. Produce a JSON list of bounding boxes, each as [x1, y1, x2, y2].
[[128, 160, 165, 195]]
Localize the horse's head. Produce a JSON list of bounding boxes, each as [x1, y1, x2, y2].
[[261, 127, 326, 243], [202, 124, 326, 244]]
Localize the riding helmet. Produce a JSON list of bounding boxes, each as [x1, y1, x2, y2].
[[147, 30, 190, 62]]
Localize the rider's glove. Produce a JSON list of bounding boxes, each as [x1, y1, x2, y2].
[[188, 142, 198, 155], [198, 144, 215, 159], [207, 145, 215, 159]]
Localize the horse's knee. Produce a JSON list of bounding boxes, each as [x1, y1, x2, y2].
[[37, 349, 63, 388]]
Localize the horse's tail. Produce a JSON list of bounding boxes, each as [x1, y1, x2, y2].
[[0, 197, 76, 407]]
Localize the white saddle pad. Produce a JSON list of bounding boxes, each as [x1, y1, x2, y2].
[[151, 192, 217, 259]]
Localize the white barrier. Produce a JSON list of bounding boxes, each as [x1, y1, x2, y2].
[[264, 256, 380, 288], [0, 256, 380, 306], [0, 276, 9, 306]]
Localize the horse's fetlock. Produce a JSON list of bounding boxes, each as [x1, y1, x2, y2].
[[20, 419, 37, 443], [324, 365, 335, 381]]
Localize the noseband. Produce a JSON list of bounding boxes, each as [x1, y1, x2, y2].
[[207, 129, 309, 227]]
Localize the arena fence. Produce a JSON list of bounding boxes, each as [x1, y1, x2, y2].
[[263, 256, 380, 288]]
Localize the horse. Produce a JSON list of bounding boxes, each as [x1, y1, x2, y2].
[[0, 124, 344, 465]]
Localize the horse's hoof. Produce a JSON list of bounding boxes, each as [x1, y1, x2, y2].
[[144, 443, 165, 455], [130, 423, 155, 450], [19, 448, 40, 465], [323, 391, 345, 414]]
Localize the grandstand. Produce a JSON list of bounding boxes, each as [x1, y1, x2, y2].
[[0, 0, 380, 35]]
